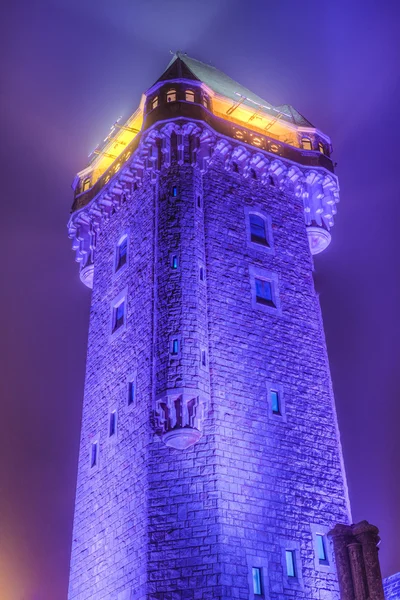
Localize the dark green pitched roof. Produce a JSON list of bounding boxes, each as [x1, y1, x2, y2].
[[159, 52, 313, 128]]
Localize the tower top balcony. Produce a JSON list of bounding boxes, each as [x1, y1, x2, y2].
[[70, 53, 340, 283]]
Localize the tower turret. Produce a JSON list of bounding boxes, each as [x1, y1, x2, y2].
[[68, 53, 351, 600]]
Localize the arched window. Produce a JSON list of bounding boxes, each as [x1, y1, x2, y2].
[[250, 213, 269, 246], [318, 142, 325, 154], [301, 137, 312, 150], [116, 234, 128, 271], [166, 89, 176, 103], [152, 96, 159, 109], [185, 90, 195, 102]]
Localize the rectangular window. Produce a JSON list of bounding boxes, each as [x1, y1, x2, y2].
[[172, 186, 178, 197], [172, 255, 179, 269], [255, 278, 275, 307], [316, 534, 328, 564], [252, 567, 262, 595], [116, 236, 128, 271], [109, 411, 116, 437], [285, 550, 296, 578], [250, 213, 268, 246], [172, 339, 179, 355], [128, 380, 135, 406], [112, 300, 125, 333], [271, 389, 280, 415], [90, 441, 98, 468]]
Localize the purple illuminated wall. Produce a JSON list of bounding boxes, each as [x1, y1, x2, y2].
[[68, 71, 352, 599]]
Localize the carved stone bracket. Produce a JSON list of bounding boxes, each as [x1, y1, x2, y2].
[[155, 388, 205, 450]]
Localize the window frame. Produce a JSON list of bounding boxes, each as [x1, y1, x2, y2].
[[310, 524, 334, 573], [127, 372, 137, 407], [110, 288, 128, 338], [247, 555, 268, 599], [170, 335, 181, 359], [250, 267, 280, 314], [245, 207, 274, 252], [89, 434, 100, 473], [185, 89, 195, 102], [115, 232, 129, 273], [301, 137, 313, 150], [166, 88, 177, 103], [280, 540, 304, 591]]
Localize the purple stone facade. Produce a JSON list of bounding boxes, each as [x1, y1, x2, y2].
[[384, 572, 400, 599], [68, 61, 353, 600]]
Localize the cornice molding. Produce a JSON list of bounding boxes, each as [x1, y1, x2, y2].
[[68, 119, 339, 286]]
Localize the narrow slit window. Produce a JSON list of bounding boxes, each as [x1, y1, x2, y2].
[[316, 534, 328, 564], [271, 389, 280, 415], [185, 89, 195, 102], [285, 550, 296, 578], [202, 95, 208, 108], [109, 411, 116, 437], [128, 380, 135, 405], [250, 214, 268, 246], [116, 235, 128, 271], [301, 137, 312, 150], [318, 142, 325, 154], [152, 96, 159, 109], [112, 300, 125, 333], [255, 278, 275, 307], [252, 567, 262, 595], [166, 89, 177, 103], [172, 256, 179, 270], [90, 441, 98, 468], [199, 266, 205, 281], [197, 196, 202, 208], [172, 339, 179, 355], [172, 186, 178, 197], [201, 350, 207, 367]]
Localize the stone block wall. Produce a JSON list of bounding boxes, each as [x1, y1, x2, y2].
[[69, 151, 351, 599], [384, 572, 400, 599]]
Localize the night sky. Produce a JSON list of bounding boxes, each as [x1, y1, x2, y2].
[[1, 1, 399, 598]]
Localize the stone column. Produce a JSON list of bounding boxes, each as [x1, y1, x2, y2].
[[330, 521, 385, 600], [347, 542, 368, 600], [353, 521, 385, 600], [329, 524, 355, 600]]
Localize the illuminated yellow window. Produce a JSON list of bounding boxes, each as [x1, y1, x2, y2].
[[185, 90, 195, 102], [318, 142, 325, 154], [301, 137, 312, 150], [152, 96, 159, 109], [82, 178, 91, 191], [114, 163, 121, 173], [202, 94, 208, 108], [166, 89, 177, 103]]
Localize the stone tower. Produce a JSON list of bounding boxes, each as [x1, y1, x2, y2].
[[67, 53, 354, 600]]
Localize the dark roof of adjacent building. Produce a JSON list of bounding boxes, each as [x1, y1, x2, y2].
[[157, 52, 313, 128]]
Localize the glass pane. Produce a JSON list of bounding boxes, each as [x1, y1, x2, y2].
[[271, 390, 280, 414], [172, 339, 179, 354], [172, 256, 178, 269], [316, 534, 327, 561], [128, 382, 135, 405], [263, 281, 272, 301], [109, 412, 116, 436], [91, 443, 97, 468], [252, 567, 262, 595], [250, 214, 266, 243], [285, 550, 296, 577]]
